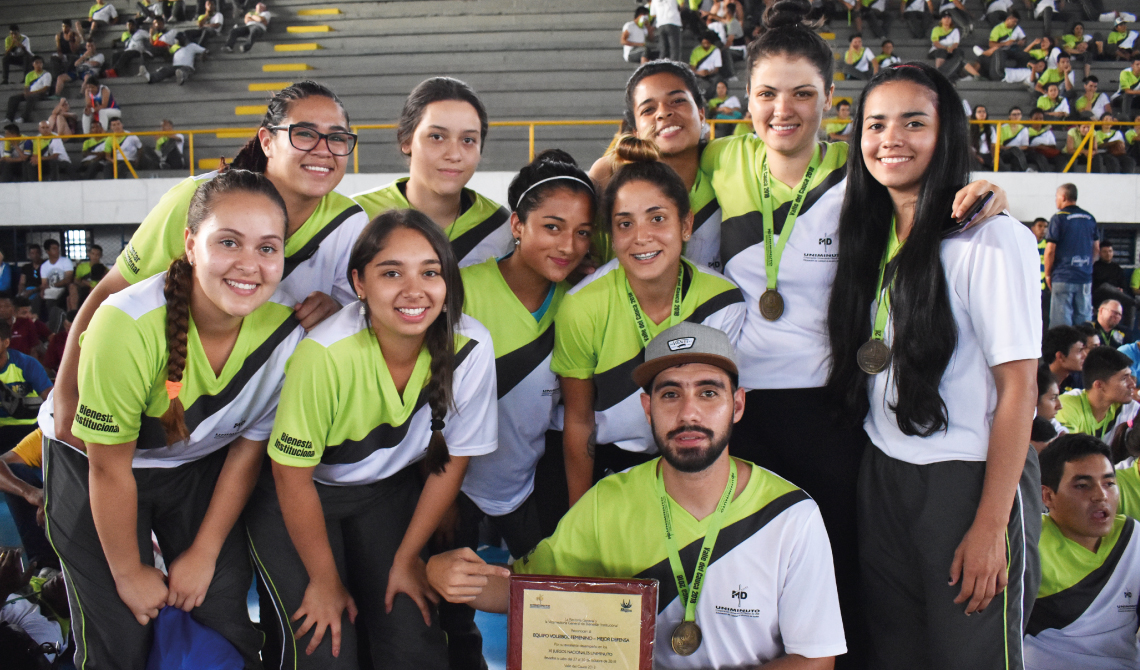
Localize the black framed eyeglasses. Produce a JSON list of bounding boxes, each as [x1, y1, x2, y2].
[[267, 124, 358, 156]]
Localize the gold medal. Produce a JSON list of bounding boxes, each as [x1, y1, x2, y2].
[[670, 620, 702, 656], [758, 289, 784, 321], [857, 339, 891, 374]]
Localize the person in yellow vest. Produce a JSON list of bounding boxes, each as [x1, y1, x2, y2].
[[0, 427, 53, 569], [842, 34, 878, 80]]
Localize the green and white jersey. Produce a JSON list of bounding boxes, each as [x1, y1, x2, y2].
[[1056, 390, 1139, 444], [552, 258, 744, 453], [1117, 461, 1139, 519], [351, 178, 512, 268], [682, 165, 724, 273], [268, 305, 497, 485], [515, 459, 846, 669], [460, 258, 567, 516], [1025, 515, 1140, 669], [1108, 29, 1138, 50], [116, 171, 368, 308], [701, 134, 847, 390], [1114, 68, 1140, 100], [42, 273, 304, 468]]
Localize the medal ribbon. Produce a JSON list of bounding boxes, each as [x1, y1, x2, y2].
[[625, 262, 685, 347], [870, 221, 903, 343], [759, 146, 822, 292], [655, 458, 737, 625]]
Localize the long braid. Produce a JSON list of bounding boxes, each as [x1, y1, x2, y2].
[[422, 305, 456, 474], [159, 256, 193, 445]]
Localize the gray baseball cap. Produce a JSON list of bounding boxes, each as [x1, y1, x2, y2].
[[632, 322, 739, 389]]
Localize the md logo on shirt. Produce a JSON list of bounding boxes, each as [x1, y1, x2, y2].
[[715, 585, 761, 618], [1119, 590, 1137, 614], [803, 233, 838, 263]]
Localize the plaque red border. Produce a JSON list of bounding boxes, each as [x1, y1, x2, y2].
[[507, 574, 658, 670]]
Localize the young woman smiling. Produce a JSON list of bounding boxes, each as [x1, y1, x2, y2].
[[458, 149, 596, 558], [41, 170, 306, 669], [245, 210, 497, 669], [699, 4, 1007, 668], [826, 62, 1042, 670], [54, 81, 370, 447], [554, 139, 745, 506], [354, 78, 513, 268], [589, 61, 725, 271]]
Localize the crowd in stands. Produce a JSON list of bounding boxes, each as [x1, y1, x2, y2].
[[0, 1, 275, 181], [621, 0, 1140, 171]]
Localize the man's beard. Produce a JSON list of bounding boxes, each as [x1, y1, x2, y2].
[[651, 419, 732, 474]]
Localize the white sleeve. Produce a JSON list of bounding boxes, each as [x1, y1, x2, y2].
[[328, 209, 370, 306], [777, 503, 847, 658], [60, 257, 75, 273], [443, 317, 499, 457], [697, 286, 746, 347], [961, 218, 1043, 367], [241, 326, 305, 441], [947, 29, 961, 45], [703, 49, 723, 69], [1, 599, 64, 661]]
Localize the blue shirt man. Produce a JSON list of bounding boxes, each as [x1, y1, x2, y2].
[[1045, 183, 1099, 328]]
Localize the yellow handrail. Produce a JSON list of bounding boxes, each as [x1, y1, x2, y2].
[[2, 118, 1136, 181]]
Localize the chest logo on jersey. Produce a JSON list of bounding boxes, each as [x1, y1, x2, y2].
[[213, 418, 248, 439], [803, 234, 838, 263], [1119, 590, 1137, 614], [714, 585, 761, 618]]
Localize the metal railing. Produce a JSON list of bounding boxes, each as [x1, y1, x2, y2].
[[3, 118, 1137, 181]]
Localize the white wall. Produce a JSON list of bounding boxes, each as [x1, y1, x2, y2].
[[1, 171, 1137, 226]]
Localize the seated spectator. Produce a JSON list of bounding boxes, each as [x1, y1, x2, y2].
[[8, 297, 49, 360], [1062, 22, 1098, 77], [0, 550, 65, 665], [50, 19, 81, 80], [996, 106, 1035, 170], [876, 39, 901, 68], [155, 118, 184, 168], [82, 0, 120, 41], [0, 315, 51, 451], [901, 0, 934, 39], [1032, 0, 1058, 36], [1058, 121, 1105, 171], [0, 124, 26, 183], [1037, 82, 1071, 119], [0, 252, 13, 299], [37, 239, 72, 322], [1025, 109, 1060, 168], [983, 0, 1014, 25], [1111, 56, 1140, 124], [72, 244, 106, 305], [857, 0, 892, 38], [1, 25, 32, 87], [43, 310, 72, 371], [101, 117, 141, 178], [712, 1, 744, 54], [1025, 435, 1140, 668], [929, 13, 960, 71], [4, 56, 51, 125], [107, 19, 151, 77], [969, 105, 997, 169], [934, 0, 973, 36], [223, 2, 273, 53], [427, 324, 847, 669], [1077, 322, 1102, 353], [841, 34, 876, 81], [977, 12, 1029, 79], [0, 428, 53, 570], [1094, 112, 1137, 173], [707, 80, 741, 120], [45, 97, 78, 137], [1104, 16, 1137, 61], [1027, 35, 1062, 69], [1037, 362, 1065, 434], [621, 6, 654, 64], [1074, 75, 1110, 119], [141, 33, 206, 85], [1045, 325, 1088, 392], [825, 99, 854, 141], [1056, 346, 1138, 441], [1084, 298, 1130, 348], [1035, 53, 1076, 97], [79, 76, 120, 135], [54, 38, 103, 96], [689, 30, 722, 96], [22, 121, 71, 182], [148, 15, 181, 51], [14, 248, 39, 305]]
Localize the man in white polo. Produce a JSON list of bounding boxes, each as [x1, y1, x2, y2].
[[427, 323, 846, 669]]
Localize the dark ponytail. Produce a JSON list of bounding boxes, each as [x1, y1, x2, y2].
[[602, 136, 690, 233], [747, 0, 835, 85], [229, 80, 349, 173], [826, 62, 968, 436], [347, 210, 465, 474], [159, 169, 288, 445], [507, 149, 596, 222]]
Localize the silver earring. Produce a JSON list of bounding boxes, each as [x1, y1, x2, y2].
[[514, 237, 520, 246], [359, 303, 366, 316]]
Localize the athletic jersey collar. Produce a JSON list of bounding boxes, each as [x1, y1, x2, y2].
[[283, 190, 358, 256], [1038, 514, 1126, 597]]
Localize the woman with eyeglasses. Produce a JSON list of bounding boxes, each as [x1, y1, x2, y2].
[[353, 77, 514, 268], [53, 81, 369, 449]]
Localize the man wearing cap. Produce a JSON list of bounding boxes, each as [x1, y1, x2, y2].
[[427, 323, 846, 670]]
